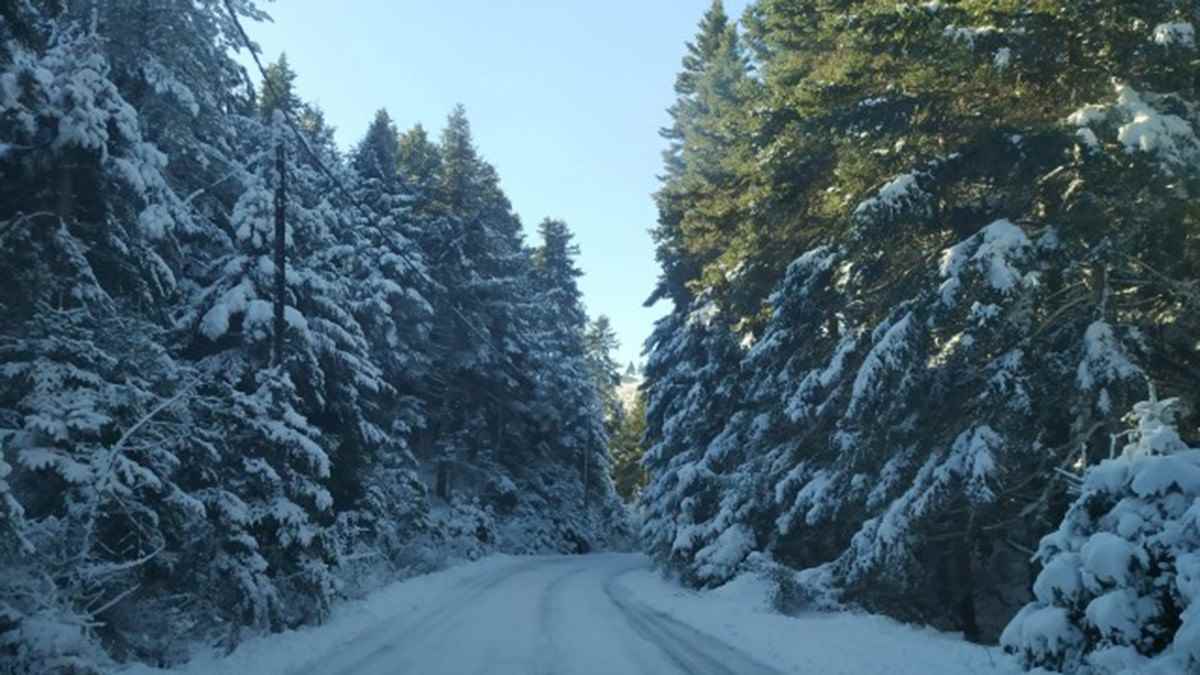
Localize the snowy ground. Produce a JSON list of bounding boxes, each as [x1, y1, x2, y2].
[[125, 553, 1018, 675]]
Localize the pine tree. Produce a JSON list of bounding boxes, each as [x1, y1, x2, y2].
[[639, 0, 1199, 644], [397, 123, 444, 211], [660, 0, 734, 181], [650, 0, 753, 311], [353, 108, 401, 184], [528, 218, 618, 526], [0, 12, 220, 666], [639, 300, 745, 584], [259, 53, 301, 120], [612, 392, 648, 501], [1002, 394, 1200, 673], [439, 104, 481, 214], [585, 315, 623, 429]]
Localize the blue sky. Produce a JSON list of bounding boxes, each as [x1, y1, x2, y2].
[[238, 0, 750, 367]]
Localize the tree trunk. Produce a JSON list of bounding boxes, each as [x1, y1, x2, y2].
[[956, 518, 981, 643], [491, 401, 502, 453], [56, 163, 74, 224], [582, 449, 589, 509], [436, 461, 451, 500], [272, 140, 287, 367]]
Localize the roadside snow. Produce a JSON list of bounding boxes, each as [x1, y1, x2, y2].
[[120, 555, 526, 675], [618, 568, 1019, 675]]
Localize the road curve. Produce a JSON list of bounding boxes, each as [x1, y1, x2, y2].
[[292, 553, 783, 675]]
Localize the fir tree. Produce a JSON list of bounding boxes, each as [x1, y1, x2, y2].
[[397, 123, 444, 211], [639, 0, 1199, 644], [259, 53, 301, 120], [612, 392, 648, 501], [353, 108, 401, 184], [1003, 395, 1200, 673], [585, 315, 623, 429]]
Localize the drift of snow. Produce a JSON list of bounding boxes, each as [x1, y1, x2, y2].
[[623, 562, 1018, 675]]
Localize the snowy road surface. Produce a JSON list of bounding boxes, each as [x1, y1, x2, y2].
[[131, 552, 1015, 675], [294, 553, 781, 675]]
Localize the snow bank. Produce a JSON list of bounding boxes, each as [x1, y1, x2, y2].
[[120, 555, 527, 675], [617, 567, 1019, 674]]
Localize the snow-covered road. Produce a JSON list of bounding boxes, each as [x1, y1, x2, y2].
[[294, 553, 781, 675], [129, 552, 1016, 675]]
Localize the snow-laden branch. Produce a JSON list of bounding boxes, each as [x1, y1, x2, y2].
[[78, 379, 199, 566], [0, 211, 58, 245]]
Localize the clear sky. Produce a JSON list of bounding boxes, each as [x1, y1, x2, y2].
[[237, 0, 750, 367]]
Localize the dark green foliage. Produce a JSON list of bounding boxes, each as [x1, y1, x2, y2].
[[259, 53, 301, 119], [639, 0, 1200, 654], [585, 315, 623, 431], [353, 109, 401, 183], [612, 389, 647, 501]]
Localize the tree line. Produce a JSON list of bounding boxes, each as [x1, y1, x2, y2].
[[639, 1, 1199, 671], [0, 2, 626, 672]]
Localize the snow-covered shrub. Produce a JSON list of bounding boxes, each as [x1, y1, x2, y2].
[[738, 552, 843, 615], [427, 495, 500, 562], [1002, 395, 1200, 673]]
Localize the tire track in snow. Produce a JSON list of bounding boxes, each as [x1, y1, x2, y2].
[[291, 556, 571, 675], [603, 567, 784, 675], [533, 562, 591, 675]]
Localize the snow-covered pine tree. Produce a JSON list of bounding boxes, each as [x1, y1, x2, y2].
[[72, 0, 266, 258], [0, 12, 225, 668], [352, 109, 401, 184], [639, 0, 760, 585], [585, 315, 624, 433], [639, 0, 1199, 643], [612, 391, 648, 502], [531, 219, 615, 506], [181, 146, 325, 639], [1002, 394, 1200, 674], [417, 106, 533, 501], [338, 107, 436, 579], [638, 299, 746, 584]]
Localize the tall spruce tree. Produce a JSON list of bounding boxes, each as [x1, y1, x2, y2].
[[585, 315, 623, 430], [612, 391, 648, 502], [353, 109, 401, 184], [259, 53, 301, 120], [397, 123, 444, 211], [639, 0, 1199, 651]]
